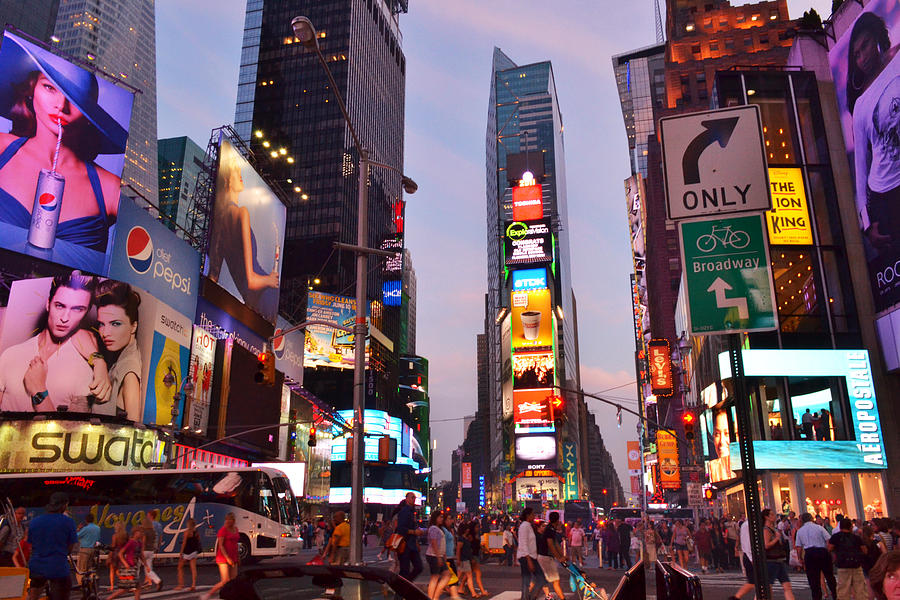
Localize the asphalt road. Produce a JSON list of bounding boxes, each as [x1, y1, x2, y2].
[[90, 542, 813, 600]]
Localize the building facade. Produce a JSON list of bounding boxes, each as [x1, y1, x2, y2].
[[158, 136, 206, 239], [52, 0, 157, 202], [0, 0, 59, 42]]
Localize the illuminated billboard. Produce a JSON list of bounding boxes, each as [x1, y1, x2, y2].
[[513, 351, 554, 389], [766, 168, 813, 245], [512, 184, 543, 221], [207, 136, 286, 323], [657, 430, 681, 489], [648, 339, 674, 397], [0, 31, 134, 275], [511, 269, 553, 350], [515, 435, 557, 465], [185, 326, 216, 436], [461, 462, 472, 489], [625, 175, 647, 271], [513, 389, 555, 427], [719, 349, 886, 467], [504, 219, 552, 265], [828, 0, 900, 313], [382, 280, 402, 306], [304, 291, 369, 369], [329, 409, 418, 468], [0, 273, 190, 427]]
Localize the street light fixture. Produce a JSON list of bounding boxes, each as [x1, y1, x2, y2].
[[291, 14, 417, 567]]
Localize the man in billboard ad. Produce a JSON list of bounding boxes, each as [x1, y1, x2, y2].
[[0, 31, 134, 274], [207, 136, 286, 323], [829, 1, 900, 312]]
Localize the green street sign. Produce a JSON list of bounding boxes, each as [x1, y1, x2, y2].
[[679, 213, 777, 335]]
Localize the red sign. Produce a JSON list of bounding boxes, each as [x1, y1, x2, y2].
[[462, 462, 472, 488], [512, 184, 543, 221], [648, 339, 674, 397], [513, 389, 554, 426]]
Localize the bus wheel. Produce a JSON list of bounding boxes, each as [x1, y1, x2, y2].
[[238, 534, 254, 564]]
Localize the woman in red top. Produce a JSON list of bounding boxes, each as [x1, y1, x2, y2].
[[203, 513, 240, 600], [107, 528, 144, 600]]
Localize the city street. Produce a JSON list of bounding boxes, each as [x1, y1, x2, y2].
[[124, 542, 811, 600]]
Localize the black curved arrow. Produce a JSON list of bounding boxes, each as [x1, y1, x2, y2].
[[681, 117, 739, 185]]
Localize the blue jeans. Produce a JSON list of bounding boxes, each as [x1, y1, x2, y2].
[[398, 540, 423, 582], [519, 556, 545, 600]]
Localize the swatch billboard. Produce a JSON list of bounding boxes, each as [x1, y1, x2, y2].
[[207, 135, 286, 323], [828, 0, 900, 313], [0, 271, 190, 427], [0, 31, 134, 274], [108, 195, 200, 319]]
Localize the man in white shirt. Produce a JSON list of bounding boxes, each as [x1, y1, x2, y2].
[[569, 520, 585, 567], [517, 508, 544, 600], [728, 517, 757, 600], [794, 512, 836, 600], [0, 272, 105, 413]]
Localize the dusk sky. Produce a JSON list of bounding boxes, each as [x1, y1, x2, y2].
[[156, 0, 831, 488]]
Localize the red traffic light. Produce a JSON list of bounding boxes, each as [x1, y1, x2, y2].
[[682, 412, 696, 441], [257, 352, 267, 362]]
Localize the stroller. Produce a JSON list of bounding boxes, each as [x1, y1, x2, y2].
[[562, 561, 609, 600]]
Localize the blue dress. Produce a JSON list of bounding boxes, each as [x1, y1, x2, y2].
[[0, 137, 109, 251]]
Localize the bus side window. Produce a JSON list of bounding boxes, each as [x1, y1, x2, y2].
[[257, 473, 277, 523]]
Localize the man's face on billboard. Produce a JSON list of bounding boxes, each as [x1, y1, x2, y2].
[[46, 286, 92, 341]]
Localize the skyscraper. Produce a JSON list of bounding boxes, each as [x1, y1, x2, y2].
[[0, 0, 59, 42], [158, 136, 206, 238], [234, 0, 408, 324], [52, 0, 158, 202]]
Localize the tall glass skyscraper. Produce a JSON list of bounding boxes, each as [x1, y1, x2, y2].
[[52, 0, 158, 202]]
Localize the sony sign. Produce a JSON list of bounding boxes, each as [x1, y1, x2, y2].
[[0, 421, 159, 472]]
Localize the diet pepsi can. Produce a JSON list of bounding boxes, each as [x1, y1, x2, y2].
[[27, 169, 65, 249]]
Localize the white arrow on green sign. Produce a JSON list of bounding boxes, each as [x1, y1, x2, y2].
[[679, 213, 777, 335]]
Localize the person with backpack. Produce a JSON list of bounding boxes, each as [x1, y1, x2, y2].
[[828, 518, 869, 600]]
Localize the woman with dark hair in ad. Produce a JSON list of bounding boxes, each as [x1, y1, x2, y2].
[[95, 279, 143, 421], [0, 32, 128, 252], [847, 13, 899, 115]]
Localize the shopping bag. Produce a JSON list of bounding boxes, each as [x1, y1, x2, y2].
[[385, 533, 407, 554], [307, 553, 325, 565]]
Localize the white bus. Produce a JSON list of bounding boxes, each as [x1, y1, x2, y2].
[[1, 467, 302, 562]]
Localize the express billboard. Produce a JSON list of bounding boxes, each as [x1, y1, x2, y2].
[[657, 430, 681, 489], [0, 31, 134, 274], [828, 0, 900, 313], [304, 291, 369, 369], [504, 219, 552, 265], [207, 136, 286, 323], [0, 272, 191, 427]]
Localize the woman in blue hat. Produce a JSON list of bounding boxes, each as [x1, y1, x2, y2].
[[0, 32, 130, 252]]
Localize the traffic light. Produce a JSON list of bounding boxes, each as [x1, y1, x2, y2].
[[704, 487, 717, 501], [308, 426, 317, 447], [682, 411, 696, 441], [255, 350, 276, 385], [550, 395, 565, 420]]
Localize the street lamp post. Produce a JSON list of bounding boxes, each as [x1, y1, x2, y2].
[[291, 15, 417, 566]]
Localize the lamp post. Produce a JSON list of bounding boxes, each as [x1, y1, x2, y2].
[[291, 15, 417, 566]]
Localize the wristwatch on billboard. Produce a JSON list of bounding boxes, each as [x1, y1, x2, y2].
[[31, 390, 49, 407], [87, 352, 105, 367]]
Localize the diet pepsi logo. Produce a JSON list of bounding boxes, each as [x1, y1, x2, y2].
[[272, 328, 286, 359], [126, 227, 153, 274], [38, 192, 59, 211]]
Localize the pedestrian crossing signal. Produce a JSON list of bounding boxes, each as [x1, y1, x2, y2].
[[255, 350, 276, 385]]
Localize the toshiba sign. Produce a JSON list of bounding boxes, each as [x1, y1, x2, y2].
[[512, 184, 543, 221]]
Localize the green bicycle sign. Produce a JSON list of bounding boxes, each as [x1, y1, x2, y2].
[[679, 214, 777, 335]]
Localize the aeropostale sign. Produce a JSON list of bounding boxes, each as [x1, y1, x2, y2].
[[0, 420, 160, 472]]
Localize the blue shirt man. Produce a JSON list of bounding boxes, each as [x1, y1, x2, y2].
[[77, 519, 101, 549], [28, 492, 78, 597]]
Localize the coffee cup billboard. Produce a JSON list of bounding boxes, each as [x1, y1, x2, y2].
[[0, 31, 134, 274], [511, 288, 552, 350]]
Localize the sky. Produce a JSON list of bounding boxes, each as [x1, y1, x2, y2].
[[156, 0, 831, 491]]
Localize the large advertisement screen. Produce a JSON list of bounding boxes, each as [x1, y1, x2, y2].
[[512, 351, 554, 389], [0, 273, 191, 426], [510, 269, 553, 350], [273, 315, 304, 385], [625, 175, 646, 272], [185, 326, 216, 436], [513, 389, 555, 428], [0, 31, 134, 274], [504, 219, 552, 265], [829, 0, 900, 313], [304, 291, 368, 369], [512, 184, 543, 221], [207, 136, 286, 322], [657, 430, 681, 489], [766, 168, 813, 245]]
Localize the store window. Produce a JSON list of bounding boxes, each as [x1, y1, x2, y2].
[[803, 473, 848, 522], [757, 377, 786, 440], [773, 250, 824, 333], [858, 473, 887, 521], [788, 376, 846, 441]]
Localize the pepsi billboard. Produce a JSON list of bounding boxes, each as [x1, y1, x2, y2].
[[0, 31, 135, 275], [274, 315, 304, 386], [108, 196, 200, 319], [382, 280, 402, 307]]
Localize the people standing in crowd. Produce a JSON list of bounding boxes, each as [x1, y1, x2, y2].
[[425, 512, 451, 600], [108, 520, 129, 592], [75, 513, 100, 586], [174, 518, 201, 592], [642, 518, 662, 565], [828, 518, 869, 600], [26, 492, 77, 600], [601, 521, 620, 569], [0, 506, 25, 567], [377, 518, 394, 561], [794, 512, 837, 600], [762, 508, 795, 600], [516, 508, 544, 600], [139, 515, 162, 591], [203, 512, 240, 600], [569, 519, 585, 568], [710, 518, 727, 573], [107, 527, 145, 600], [724, 517, 740, 569], [862, 525, 884, 579], [503, 525, 517, 567], [875, 518, 895, 553], [395, 492, 424, 582], [325, 511, 350, 566], [616, 518, 634, 570]]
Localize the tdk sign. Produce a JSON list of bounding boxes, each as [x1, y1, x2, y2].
[[512, 268, 548, 291], [109, 196, 201, 319], [383, 280, 402, 306]]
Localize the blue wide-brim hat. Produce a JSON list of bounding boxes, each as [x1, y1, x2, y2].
[[0, 32, 128, 155]]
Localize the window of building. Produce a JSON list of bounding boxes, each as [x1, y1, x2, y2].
[[737, 13, 746, 22], [773, 249, 824, 333], [744, 37, 753, 47], [709, 42, 719, 52], [859, 473, 888, 520], [704, 19, 713, 29], [692, 44, 701, 54], [760, 33, 770, 45], [725, 38, 735, 49]]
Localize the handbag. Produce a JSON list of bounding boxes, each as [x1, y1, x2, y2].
[[447, 563, 459, 586], [764, 527, 787, 560], [116, 564, 142, 590], [385, 533, 407, 554]]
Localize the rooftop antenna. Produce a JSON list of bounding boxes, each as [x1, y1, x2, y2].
[[654, 0, 664, 43]]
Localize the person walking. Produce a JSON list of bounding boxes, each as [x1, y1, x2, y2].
[[602, 521, 620, 569], [139, 515, 162, 591], [503, 525, 517, 567], [203, 512, 240, 600], [0, 506, 25, 567], [517, 508, 544, 600], [394, 492, 424, 582], [26, 492, 77, 600], [569, 519, 585, 568], [174, 518, 201, 592], [828, 518, 869, 600], [442, 514, 462, 600], [694, 521, 713, 573], [470, 521, 489, 596], [538, 512, 567, 600], [325, 511, 351, 566], [724, 517, 739, 569], [672, 520, 691, 569], [107, 528, 145, 600], [425, 512, 451, 600], [456, 523, 478, 597], [795, 512, 837, 600], [762, 508, 795, 600], [107, 521, 129, 592], [75, 513, 101, 587]]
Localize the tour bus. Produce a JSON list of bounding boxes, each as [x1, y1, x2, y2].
[[0, 467, 303, 562], [608, 506, 696, 526]]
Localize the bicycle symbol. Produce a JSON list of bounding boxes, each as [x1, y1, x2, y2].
[[696, 225, 750, 253]]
